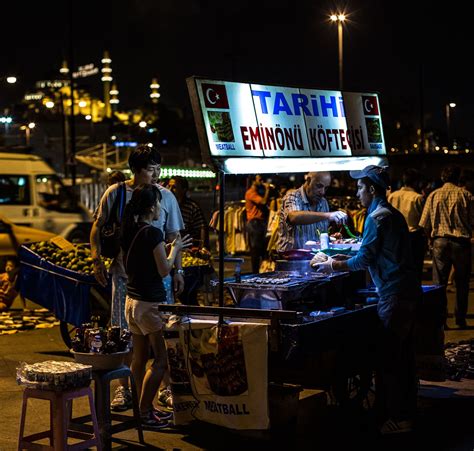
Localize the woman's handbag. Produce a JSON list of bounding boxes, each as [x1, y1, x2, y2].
[[100, 183, 127, 258]]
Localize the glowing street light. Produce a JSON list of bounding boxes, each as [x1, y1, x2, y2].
[[329, 12, 346, 90], [6, 76, 17, 84], [446, 102, 456, 149], [28, 122, 36, 129], [139, 121, 147, 128], [45, 101, 55, 109]]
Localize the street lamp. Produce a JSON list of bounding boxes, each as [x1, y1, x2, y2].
[[6, 76, 17, 84], [446, 102, 456, 149], [330, 13, 346, 90]]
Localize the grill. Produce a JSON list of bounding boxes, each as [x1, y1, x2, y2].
[[223, 271, 342, 310]]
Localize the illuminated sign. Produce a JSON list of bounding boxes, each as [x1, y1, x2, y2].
[[188, 77, 386, 163], [115, 141, 138, 147], [73, 64, 99, 79], [36, 80, 67, 89]]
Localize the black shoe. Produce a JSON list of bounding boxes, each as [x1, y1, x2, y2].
[[455, 320, 467, 329]]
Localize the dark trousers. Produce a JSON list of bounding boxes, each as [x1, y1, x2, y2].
[[432, 237, 471, 324], [409, 230, 426, 284], [376, 294, 418, 422], [246, 219, 267, 274]]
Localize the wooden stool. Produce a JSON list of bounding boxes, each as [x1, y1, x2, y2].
[[18, 385, 101, 450], [71, 365, 144, 450]]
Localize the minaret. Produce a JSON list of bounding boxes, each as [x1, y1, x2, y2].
[[101, 51, 113, 119], [110, 82, 119, 111], [150, 77, 160, 104], [59, 60, 69, 77]]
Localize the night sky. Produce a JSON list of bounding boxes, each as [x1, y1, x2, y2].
[[3, 0, 474, 141]]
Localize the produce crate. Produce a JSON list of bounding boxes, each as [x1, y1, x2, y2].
[[18, 244, 109, 327]]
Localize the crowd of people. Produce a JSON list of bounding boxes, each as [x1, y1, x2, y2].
[[4, 145, 470, 435]]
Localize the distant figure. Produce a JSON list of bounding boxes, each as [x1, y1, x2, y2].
[[245, 175, 271, 273], [0, 257, 19, 312], [169, 176, 208, 249], [108, 170, 126, 186], [420, 166, 474, 329], [388, 168, 426, 282]]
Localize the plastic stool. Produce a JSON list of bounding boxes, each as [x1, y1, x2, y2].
[[18, 385, 101, 450], [72, 365, 144, 450]]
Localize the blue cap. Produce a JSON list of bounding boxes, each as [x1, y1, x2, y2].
[[349, 165, 390, 189]]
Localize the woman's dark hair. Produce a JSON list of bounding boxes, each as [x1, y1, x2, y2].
[[121, 184, 162, 248], [128, 145, 162, 174]]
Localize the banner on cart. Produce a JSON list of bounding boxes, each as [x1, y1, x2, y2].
[[188, 77, 386, 159], [165, 319, 269, 430]]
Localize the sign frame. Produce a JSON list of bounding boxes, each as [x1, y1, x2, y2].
[[187, 76, 387, 174]]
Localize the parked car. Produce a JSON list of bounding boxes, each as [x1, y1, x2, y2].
[[0, 152, 92, 242]]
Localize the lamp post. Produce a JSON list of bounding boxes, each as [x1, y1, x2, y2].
[[330, 13, 346, 90], [446, 102, 456, 149]]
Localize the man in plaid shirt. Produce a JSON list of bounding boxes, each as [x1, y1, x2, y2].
[[276, 172, 347, 252], [420, 166, 474, 329]]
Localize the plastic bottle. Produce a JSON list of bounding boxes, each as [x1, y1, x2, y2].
[[320, 232, 329, 250]]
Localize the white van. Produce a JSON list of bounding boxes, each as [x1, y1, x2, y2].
[[0, 152, 93, 242]]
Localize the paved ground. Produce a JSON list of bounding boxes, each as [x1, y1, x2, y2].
[[1, 261, 473, 450]]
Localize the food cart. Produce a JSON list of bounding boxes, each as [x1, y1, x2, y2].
[[156, 76, 389, 430], [18, 239, 111, 347]]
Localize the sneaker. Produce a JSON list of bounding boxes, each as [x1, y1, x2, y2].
[[157, 388, 173, 410], [380, 419, 414, 435], [152, 407, 173, 420], [111, 386, 133, 412], [140, 410, 170, 430]]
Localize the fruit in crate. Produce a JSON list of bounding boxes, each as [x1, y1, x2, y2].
[[28, 240, 112, 275]]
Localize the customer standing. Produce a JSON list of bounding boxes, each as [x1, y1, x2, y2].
[[313, 166, 420, 434], [121, 184, 191, 428], [90, 145, 184, 410], [388, 168, 426, 282], [419, 166, 474, 329], [276, 172, 347, 252], [245, 175, 271, 273], [169, 176, 208, 248]]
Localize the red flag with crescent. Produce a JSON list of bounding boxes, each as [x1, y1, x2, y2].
[[202, 83, 229, 109], [362, 95, 379, 115]]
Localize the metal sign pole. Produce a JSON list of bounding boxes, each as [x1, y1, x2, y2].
[[218, 170, 225, 319]]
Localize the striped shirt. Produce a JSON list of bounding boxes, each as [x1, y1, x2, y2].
[[179, 197, 206, 242], [276, 186, 329, 252], [419, 183, 474, 240]]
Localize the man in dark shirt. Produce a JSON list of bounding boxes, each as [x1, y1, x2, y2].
[[314, 165, 420, 435], [169, 176, 208, 248]]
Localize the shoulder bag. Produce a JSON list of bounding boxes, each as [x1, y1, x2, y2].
[[100, 182, 127, 258]]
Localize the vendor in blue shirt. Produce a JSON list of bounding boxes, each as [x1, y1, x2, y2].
[[314, 165, 420, 435]]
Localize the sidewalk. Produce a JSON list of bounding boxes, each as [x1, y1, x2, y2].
[[1, 265, 473, 450]]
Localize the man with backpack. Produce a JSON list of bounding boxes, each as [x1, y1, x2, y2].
[[90, 145, 184, 411]]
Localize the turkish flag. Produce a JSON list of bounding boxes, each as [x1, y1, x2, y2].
[[362, 95, 379, 115], [202, 83, 229, 109]]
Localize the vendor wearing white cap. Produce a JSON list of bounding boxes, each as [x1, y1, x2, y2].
[[276, 172, 347, 252], [313, 165, 420, 435]]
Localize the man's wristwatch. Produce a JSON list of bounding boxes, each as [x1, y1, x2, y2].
[[176, 269, 185, 275]]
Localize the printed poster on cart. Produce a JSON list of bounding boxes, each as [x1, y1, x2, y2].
[[164, 319, 269, 430], [188, 77, 386, 159]]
